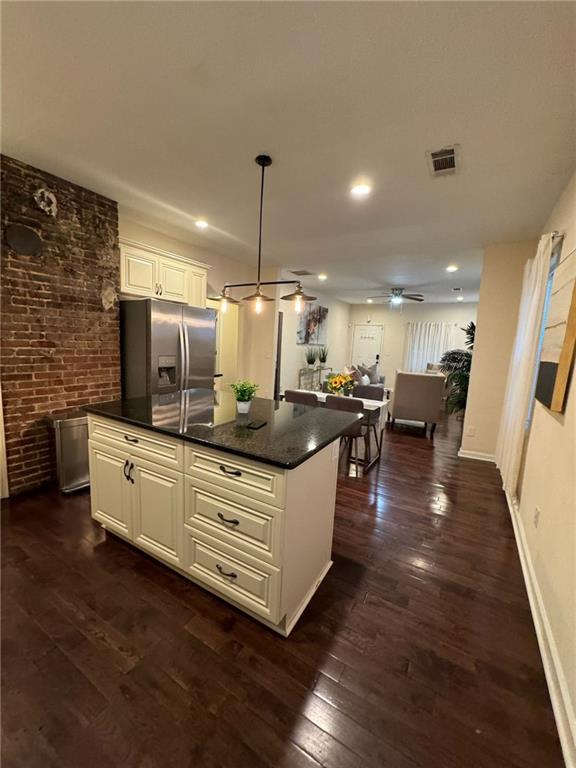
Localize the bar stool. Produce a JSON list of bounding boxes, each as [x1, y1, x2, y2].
[[284, 390, 319, 406], [325, 395, 364, 475]]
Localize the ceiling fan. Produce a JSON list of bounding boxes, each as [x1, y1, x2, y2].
[[367, 287, 424, 305]]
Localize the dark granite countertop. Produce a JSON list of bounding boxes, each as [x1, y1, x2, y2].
[[84, 389, 361, 469]]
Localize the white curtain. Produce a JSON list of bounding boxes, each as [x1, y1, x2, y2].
[[404, 322, 455, 372], [496, 234, 553, 496]]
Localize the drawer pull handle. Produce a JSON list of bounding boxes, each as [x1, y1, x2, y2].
[[217, 512, 240, 526], [219, 465, 241, 477], [216, 564, 237, 579], [124, 435, 139, 443], [123, 459, 130, 481]]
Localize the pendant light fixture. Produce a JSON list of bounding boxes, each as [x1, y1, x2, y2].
[[242, 155, 275, 311], [280, 282, 317, 313], [210, 153, 317, 314]]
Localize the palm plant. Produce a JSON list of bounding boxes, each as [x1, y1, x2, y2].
[[440, 322, 475, 415]]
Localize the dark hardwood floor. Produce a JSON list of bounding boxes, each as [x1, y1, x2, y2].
[[2, 414, 564, 768]]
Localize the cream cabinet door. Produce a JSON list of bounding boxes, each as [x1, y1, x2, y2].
[[89, 442, 132, 538], [158, 257, 189, 304], [131, 457, 183, 567], [121, 247, 158, 297], [188, 267, 207, 308]]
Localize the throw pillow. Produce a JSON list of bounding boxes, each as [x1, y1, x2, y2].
[[358, 363, 380, 384]]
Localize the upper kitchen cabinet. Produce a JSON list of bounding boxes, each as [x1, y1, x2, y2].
[[120, 239, 208, 307]]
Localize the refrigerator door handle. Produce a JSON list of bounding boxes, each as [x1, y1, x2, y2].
[[183, 320, 191, 389], [178, 323, 186, 391]]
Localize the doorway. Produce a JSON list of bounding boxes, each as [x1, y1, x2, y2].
[[351, 323, 384, 367]]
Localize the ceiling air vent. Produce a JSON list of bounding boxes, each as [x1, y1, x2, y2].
[[290, 269, 315, 277], [427, 145, 459, 177]]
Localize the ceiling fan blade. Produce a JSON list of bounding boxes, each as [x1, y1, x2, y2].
[[367, 295, 391, 300], [404, 295, 424, 302]]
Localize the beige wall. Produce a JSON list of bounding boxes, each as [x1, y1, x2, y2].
[[460, 240, 537, 459], [517, 173, 576, 765], [348, 302, 478, 386], [280, 293, 351, 392]]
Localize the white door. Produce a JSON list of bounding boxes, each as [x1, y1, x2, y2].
[[89, 442, 132, 538], [131, 456, 183, 567], [158, 257, 189, 303], [351, 324, 384, 367], [121, 247, 158, 297]]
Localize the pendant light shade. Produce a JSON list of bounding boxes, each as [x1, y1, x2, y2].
[[280, 283, 317, 314], [206, 286, 240, 314]]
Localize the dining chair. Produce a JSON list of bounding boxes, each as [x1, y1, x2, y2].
[[352, 384, 384, 454], [325, 395, 364, 475], [284, 390, 319, 406]]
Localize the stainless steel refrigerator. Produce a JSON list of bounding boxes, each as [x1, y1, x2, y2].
[[120, 299, 217, 398]]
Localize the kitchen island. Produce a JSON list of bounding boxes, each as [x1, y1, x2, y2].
[[84, 390, 360, 636]]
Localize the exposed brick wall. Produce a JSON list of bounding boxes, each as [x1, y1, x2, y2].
[[1, 155, 120, 494]]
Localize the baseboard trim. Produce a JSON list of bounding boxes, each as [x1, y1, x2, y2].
[[457, 448, 495, 462], [505, 491, 575, 768]]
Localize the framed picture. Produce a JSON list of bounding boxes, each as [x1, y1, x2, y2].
[[535, 243, 576, 412], [297, 303, 328, 345]]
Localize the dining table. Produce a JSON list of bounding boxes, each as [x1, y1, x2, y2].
[[288, 389, 390, 472]]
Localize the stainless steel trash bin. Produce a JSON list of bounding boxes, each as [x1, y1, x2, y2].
[[48, 410, 89, 493]]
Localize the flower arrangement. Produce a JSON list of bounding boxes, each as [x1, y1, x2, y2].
[[326, 372, 354, 396]]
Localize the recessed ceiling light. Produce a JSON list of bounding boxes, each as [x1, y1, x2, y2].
[[457, 296, 464, 302], [446, 264, 459, 272], [195, 220, 208, 230], [366, 298, 373, 304], [318, 273, 328, 281], [350, 183, 372, 199]]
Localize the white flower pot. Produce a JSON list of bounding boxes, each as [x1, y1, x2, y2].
[[236, 401, 251, 415]]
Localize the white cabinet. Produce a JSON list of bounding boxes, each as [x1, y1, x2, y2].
[[88, 415, 339, 637], [88, 442, 132, 538], [132, 458, 183, 567], [88, 438, 183, 568], [158, 257, 189, 303], [121, 247, 157, 298], [120, 240, 208, 308]]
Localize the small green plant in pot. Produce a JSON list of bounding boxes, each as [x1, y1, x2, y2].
[[230, 379, 259, 415], [317, 346, 329, 365], [305, 347, 318, 368]]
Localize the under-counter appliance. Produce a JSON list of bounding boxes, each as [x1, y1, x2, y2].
[[120, 299, 217, 398]]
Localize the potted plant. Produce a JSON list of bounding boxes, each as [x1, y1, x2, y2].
[[440, 321, 475, 417], [304, 347, 318, 369], [326, 372, 354, 396], [230, 379, 259, 414], [318, 346, 329, 365]]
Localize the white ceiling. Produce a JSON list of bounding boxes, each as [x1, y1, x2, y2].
[[3, 2, 575, 304]]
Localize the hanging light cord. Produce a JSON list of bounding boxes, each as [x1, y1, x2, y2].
[[257, 161, 265, 286]]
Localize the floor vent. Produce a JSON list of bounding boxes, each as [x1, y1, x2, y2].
[[427, 145, 459, 176]]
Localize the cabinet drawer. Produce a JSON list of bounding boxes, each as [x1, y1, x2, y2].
[[89, 417, 183, 470], [184, 446, 285, 509], [184, 477, 281, 565], [184, 530, 281, 623]]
